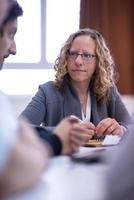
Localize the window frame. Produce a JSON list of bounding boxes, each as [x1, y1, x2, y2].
[[4, 0, 80, 69]]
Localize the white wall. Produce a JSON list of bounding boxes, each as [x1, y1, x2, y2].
[[8, 95, 32, 117], [121, 95, 134, 117]]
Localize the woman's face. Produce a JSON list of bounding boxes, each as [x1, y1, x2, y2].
[[67, 35, 97, 85]]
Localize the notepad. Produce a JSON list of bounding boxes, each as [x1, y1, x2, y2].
[[102, 135, 121, 146]]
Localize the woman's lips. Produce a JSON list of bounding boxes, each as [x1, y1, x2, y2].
[[72, 69, 86, 72]]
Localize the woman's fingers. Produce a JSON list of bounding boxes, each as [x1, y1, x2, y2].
[[96, 118, 124, 136]]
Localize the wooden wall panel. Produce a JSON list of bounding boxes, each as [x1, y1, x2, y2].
[[80, 0, 134, 94]]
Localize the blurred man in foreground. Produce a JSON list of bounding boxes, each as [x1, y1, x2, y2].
[[0, 1, 87, 198]]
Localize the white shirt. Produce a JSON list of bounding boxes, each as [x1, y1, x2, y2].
[[0, 91, 17, 173], [81, 92, 91, 122]]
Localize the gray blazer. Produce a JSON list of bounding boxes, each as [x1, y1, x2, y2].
[[21, 80, 133, 128]]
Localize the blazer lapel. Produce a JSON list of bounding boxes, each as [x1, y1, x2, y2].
[[90, 91, 108, 125], [63, 84, 82, 119]]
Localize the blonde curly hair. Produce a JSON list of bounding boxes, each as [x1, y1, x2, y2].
[[54, 28, 118, 101]]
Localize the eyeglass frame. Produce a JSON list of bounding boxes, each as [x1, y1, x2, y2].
[[67, 50, 97, 62]]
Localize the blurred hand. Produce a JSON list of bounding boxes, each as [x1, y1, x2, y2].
[[54, 116, 96, 154], [69, 121, 96, 149], [0, 118, 50, 197], [95, 117, 124, 136], [53, 116, 80, 154]]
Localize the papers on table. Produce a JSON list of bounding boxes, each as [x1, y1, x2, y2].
[[102, 135, 121, 146], [73, 135, 121, 159]]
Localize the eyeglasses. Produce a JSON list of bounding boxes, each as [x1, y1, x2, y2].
[[68, 51, 97, 62]]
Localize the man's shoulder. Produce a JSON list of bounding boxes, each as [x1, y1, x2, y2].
[[0, 90, 6, 98], [0, 91, 17, 172], [0, 90, 10, 107]]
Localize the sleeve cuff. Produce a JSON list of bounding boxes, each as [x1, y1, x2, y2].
[[34, 126, 62, 156]]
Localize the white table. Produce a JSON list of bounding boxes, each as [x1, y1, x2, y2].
[[3, 146, 109, 200]]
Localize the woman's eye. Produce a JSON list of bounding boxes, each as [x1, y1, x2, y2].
[[83, 53, 91, 58]]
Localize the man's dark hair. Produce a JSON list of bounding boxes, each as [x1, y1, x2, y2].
[[0, 1, 23, 34]]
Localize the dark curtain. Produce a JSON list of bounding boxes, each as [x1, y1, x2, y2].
[[80, 0, 134, 94]]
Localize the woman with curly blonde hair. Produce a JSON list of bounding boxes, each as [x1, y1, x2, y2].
[[21, 28, 133, 138], [54, 28, 117, 101]]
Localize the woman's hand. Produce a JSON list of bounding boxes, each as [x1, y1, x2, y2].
[[95, 118, 124, 136]]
